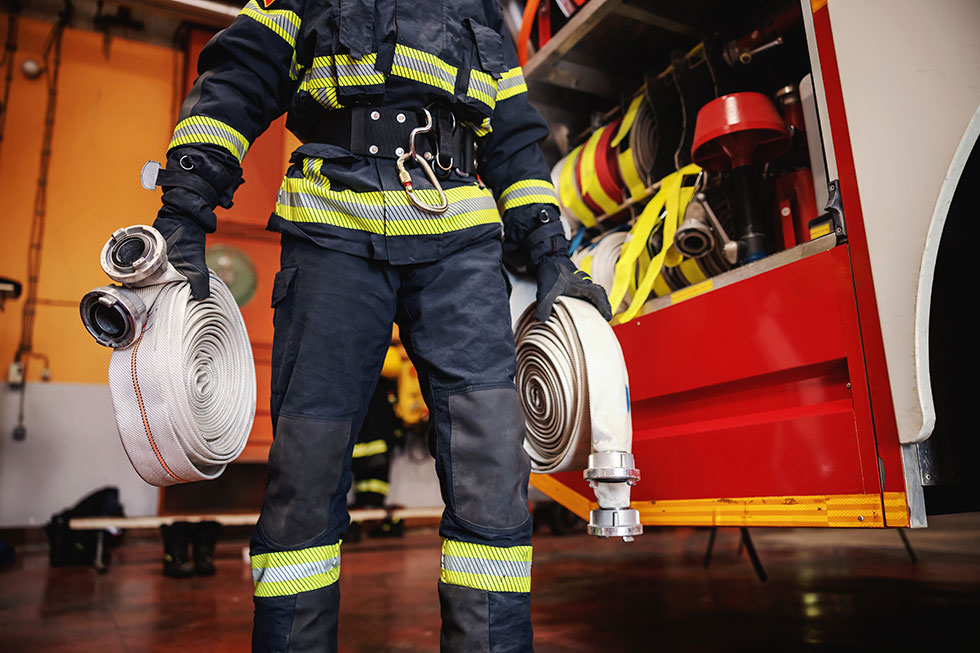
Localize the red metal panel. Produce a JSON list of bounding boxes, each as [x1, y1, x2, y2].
[[551, 247, 883, 503], [811, 7, 906, 496]]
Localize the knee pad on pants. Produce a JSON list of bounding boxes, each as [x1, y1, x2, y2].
[[257, 414, 351, 547], [448, 386, 531, 530]]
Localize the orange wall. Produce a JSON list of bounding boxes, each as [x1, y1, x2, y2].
[[0, 16, 179, 384]]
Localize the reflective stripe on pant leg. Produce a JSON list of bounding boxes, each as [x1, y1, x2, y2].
[[440, 539, 531, 593], [252, 543, 341, 597]]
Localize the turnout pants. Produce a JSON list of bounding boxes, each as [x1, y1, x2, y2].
[[251, 235, 533, 653]]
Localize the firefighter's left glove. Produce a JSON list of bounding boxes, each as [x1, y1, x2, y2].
[[535, 255, 612, 323], [153, 208, 210, 300]]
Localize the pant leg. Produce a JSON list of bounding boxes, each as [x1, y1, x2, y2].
[[251, 237, 398, 653], [396, 237, 533, 653]]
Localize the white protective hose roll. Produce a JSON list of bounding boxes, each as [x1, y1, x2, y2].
[[107, 270, 256, 486], [515, 296, 633, 509]]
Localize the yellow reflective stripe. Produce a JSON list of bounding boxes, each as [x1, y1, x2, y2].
[[558, 145, 596, 227], [169, 116, 250, 162], [251, 543, 340, 569], [499, 179, 559, 211], [469, 117, 492, 138], [497, 67, 527, 101], [440, 539, 532, 593], [253, 570, 340, 597], [442, 538, 532, 562], [354, 479, 390, 495], [440, 568, 530, 593], [352, 439, 388, 458], [467, 69, 498, 111], [334, 53, 385, 86], [276, 175, 501, 236], [240, 0, 301, 49], [392, 44, 457, 94]]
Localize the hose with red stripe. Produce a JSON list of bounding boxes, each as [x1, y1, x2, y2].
[[82, 225, 256, 486]]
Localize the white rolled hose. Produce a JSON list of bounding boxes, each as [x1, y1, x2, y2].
[[513, 294, 642, 539], [82, 226, 255, 486]]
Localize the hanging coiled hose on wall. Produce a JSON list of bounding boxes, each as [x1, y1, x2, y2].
[[80, 225, 255, 486]]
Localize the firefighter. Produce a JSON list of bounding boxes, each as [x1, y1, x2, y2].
[[148, 1, 610, 651]]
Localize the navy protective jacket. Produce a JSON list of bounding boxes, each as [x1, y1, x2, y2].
[[159, 0, 564, 267]]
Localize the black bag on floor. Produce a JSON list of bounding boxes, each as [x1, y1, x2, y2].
[[44, 486, 125, 567]]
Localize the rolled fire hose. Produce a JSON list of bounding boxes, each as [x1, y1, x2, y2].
[[572, 230, 628, 311], [80, 225, 255, 486], [611, 93, 658, 201], [515, 296, 642, 540], [577, 121, 624, 216]]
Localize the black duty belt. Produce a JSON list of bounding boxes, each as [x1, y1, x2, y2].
[[313, 106, 476, 177]]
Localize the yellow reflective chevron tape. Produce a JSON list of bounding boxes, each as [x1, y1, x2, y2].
[[251, 543, 340, 598], [240, 0, 301, 49], [277, 168, 501, 236], [354, 479, 390, 495], [499, 179, 559, 211], [169, 116, 250, 163], [440, 538, 532, 593], [352, 439, 388, 458], [497, 67, 527, 101], [392, 44, 457, 94], [467, 69, 498, 111]]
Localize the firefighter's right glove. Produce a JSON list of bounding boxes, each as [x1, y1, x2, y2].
[[153, 203, 210, 300]]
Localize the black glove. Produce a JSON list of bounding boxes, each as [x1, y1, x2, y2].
[[534, 255, 612, 322], [149, 146, 244, 300], [152, 209, 210, 300]]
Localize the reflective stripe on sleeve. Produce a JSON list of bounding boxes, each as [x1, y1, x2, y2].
[[467, 70, 498, 112], [251, 543, 340, 597], [240, 0, 301, 49], [499, 179, 559, 212], [440, 538, 531, 593], [354, 479, 390, 495], [169, 116, 250, 162], [497, 67, 527, 101]]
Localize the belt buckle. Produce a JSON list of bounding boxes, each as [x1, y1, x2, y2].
[[395, 108, 449, 215]]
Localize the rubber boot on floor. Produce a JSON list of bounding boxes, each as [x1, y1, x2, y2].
[[191, 521, 222, 576], [160, 522, 195, 578]]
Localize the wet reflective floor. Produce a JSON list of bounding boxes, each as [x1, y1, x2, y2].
[[1, 513, 978, 652]]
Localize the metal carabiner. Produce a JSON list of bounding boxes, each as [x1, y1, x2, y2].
[[397, 153, 449, 214], [397, 108, 449, 214]]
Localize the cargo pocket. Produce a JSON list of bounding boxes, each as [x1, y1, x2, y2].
[[459, 18, 507, 119], [270, 266, 297, 309]]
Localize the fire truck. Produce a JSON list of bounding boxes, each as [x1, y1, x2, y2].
[[517, 0, 980, 530]]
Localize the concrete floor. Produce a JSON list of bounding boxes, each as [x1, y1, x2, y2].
[[1, 514, 979, 652]]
